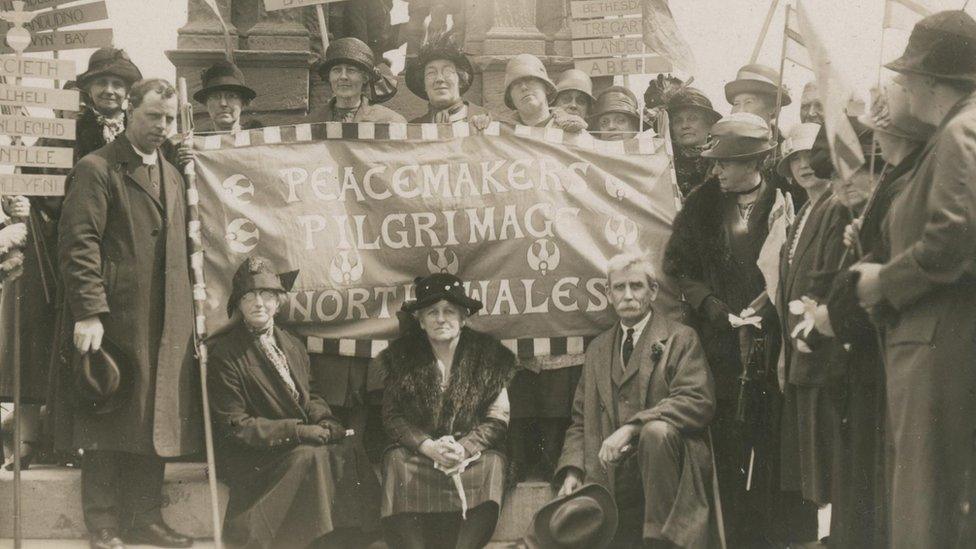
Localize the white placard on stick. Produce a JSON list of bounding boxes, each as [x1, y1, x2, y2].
[[575, 55, 672, 77], [0, 173, 66, 196], [0, 55, 75, 80], [571, 36, 644, 59], [570, 0, 641, 19], [0, 144, 74, 169], [263, 0, 345, 11], [0, 113, 75, 139], [0, 83, 79, 110], [570, 16, 642, 39], [5, 0, 82, 11]]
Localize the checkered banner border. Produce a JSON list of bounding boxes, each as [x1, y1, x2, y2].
[[305, 335, 597, 359], [196, 121, 660, 156]]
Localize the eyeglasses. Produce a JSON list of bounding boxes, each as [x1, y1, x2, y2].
[[241, 290, 278, 303]]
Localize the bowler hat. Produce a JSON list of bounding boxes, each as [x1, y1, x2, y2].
[[666, 87, 722, 125], [776, 122, 822, 178], [552, 69, 595, 104], [524, 484, 618, 549], [503, 54, 557, 110], [73, 338, 129, 415], [406, 31, 475, 101], [401, 272, 483, 315], [227, 256, 300, 318], [315, 37, 377, 82], [724, 63, 791, 106], [193, 60, 257, 105], [590, 85, 640, 124], [885, 10, 976, 82], [701, 112, 777, 160], [77, 47, 142, 89]]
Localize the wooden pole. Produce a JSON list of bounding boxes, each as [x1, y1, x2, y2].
[[771, 3, 790, 148], [316, 4, 330, 54], [750, 0, 782, 64]]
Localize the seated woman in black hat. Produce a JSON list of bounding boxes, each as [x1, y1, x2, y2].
[[207, 256, 382, 549], [377, 273, 517, 549]]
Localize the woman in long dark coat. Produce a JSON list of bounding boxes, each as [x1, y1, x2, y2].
[[208, 256, 381, 549], [377, 272, 516, 549]]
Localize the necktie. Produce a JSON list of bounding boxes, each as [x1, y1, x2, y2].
[[622, 328, 635, 367]]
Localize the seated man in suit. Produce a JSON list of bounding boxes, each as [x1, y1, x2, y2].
[[555, 252, 717, 548]]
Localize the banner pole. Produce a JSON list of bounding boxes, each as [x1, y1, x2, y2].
[[178, 77, 223, 549], [772, 2, 790, 147], [750, 0, 782, 63], [316, 4, 330, 54]]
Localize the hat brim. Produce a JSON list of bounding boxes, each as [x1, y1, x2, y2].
[[668, 103, 723, 125], [589, 109, 641, 125], [405, 53, 475, 101], [884, 54, 976, 83], [701, 139, 777, 160], [73, 338, 130, 415], [725, 79, 792, 106], [316, 58, 377, 82], [77, 64, 143, 89], [552, 87, 596, 105], [401, 292, 483, 315], [776, 150, 803, 178], [226, 270, 300, 318], [194, 83, 257, 105], [505, 76, 557, 111], [525, 484, 619, 549]]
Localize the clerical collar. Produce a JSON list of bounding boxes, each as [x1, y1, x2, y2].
[[726, 181, 762, 196], [620, 311, 652, 343], [130, 142, 158, 166]]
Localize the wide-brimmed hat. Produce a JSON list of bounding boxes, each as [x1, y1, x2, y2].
[[402, 272, 483, 315], [525, 484, 618, 549], [885, 10, 976, 83], [552, 69, 595, 104], [503, 54, 556, 110], [193, 60, 256, 105], [73, 338, 130, 415], [701, 112, 777, 159], [77, 47, 142, 89], [776, 122, 822, 178], [590, 85, 640, 123], [227, 256, 300, 317], [724, 63, 791, 106], [666, 87, 722, 124], [315, 37, 377, 82], [858, 83, 934, 141], [405, 31, 475, 101]]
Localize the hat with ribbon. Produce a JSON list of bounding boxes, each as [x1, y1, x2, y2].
[[503, 54, 557, 110], [78, 47, 143, 89], [315, 37, 378, 82], [73, 338, 130, 415], [590, 85, 641, 124], [776, 122, 822, 178], [666, 87, 722, 125], [406, 30, 475, 101], [193, 60, 257, 105], [401, 272, 483, 315], [701, 112, 777, 160], [552, 69, 595, 105], [724, 63, 791, 106], [885, 10, 976, 83], [227, 256, 299, 317], [524, 484, 618, 549]]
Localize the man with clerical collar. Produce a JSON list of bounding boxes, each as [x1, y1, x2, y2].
[[193, 60, 260, 133], [406, 31, 492, 129], [555, 252, 717, 548], [309, 37, 405, 124], [57, 79, 200, 549]]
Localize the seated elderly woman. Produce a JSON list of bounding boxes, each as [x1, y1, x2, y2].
[[377, 273, 517, 549], [208, 257, 381, 549]]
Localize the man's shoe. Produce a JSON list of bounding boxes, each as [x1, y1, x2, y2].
[[90, 528, 125, 549], [122, 522, 193, 548]]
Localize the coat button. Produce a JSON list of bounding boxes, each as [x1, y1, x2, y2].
[[151, 228, 160, 236]]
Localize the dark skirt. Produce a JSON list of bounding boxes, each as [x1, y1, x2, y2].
[[381, 446, 506, 517], [781, 383, 836, 505], [221, 438, 381, 549]]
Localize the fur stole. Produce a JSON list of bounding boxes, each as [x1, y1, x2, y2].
[[380, 327, 517, 437]]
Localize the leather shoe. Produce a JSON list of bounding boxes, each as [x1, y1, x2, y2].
[[90, 528, 125, 549], [122, 521, 193, 548]]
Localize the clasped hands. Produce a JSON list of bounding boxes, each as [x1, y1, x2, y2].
[[420, 435, 467, 470], [296, 420, 346, 445]]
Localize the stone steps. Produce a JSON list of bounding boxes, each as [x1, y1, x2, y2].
[[0, 464, 551, 543]]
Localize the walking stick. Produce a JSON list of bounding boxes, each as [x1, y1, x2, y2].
[[177, 78, 223, 549]]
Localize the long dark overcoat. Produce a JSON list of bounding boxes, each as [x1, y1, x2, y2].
[[877, 92, 976, 549], [54, 134, 201, 457]]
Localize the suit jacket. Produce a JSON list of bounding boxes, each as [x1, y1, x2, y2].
[[409, 101, 492, 123], [556, 311, 715, 483], [208, 322, 341, 480], [56, 134, 200, 456]]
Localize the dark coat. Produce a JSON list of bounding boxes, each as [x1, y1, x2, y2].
[[55, 134, 200, 457], [379, 327, 517, 458], [308, 96, 406, 123], [556, 312, 716, 547], [878, 92, 976, 548], [409, 101, 492, 123]]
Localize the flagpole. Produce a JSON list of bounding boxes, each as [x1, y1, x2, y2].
[[751, 0, 782, 63], [772, 2, 790, 147]]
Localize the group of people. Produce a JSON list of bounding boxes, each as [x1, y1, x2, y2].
[[0, 7, 974, 549]]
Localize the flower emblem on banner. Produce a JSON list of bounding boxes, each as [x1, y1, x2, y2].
[[220, 174, 255, 203], [604, 215, 639, 249], [527, 238, 560, 275], [225, 218, 260, 253], [427, 247, 460, 274], [329, 250, 364, 285], [604, 174, 630, 201]]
